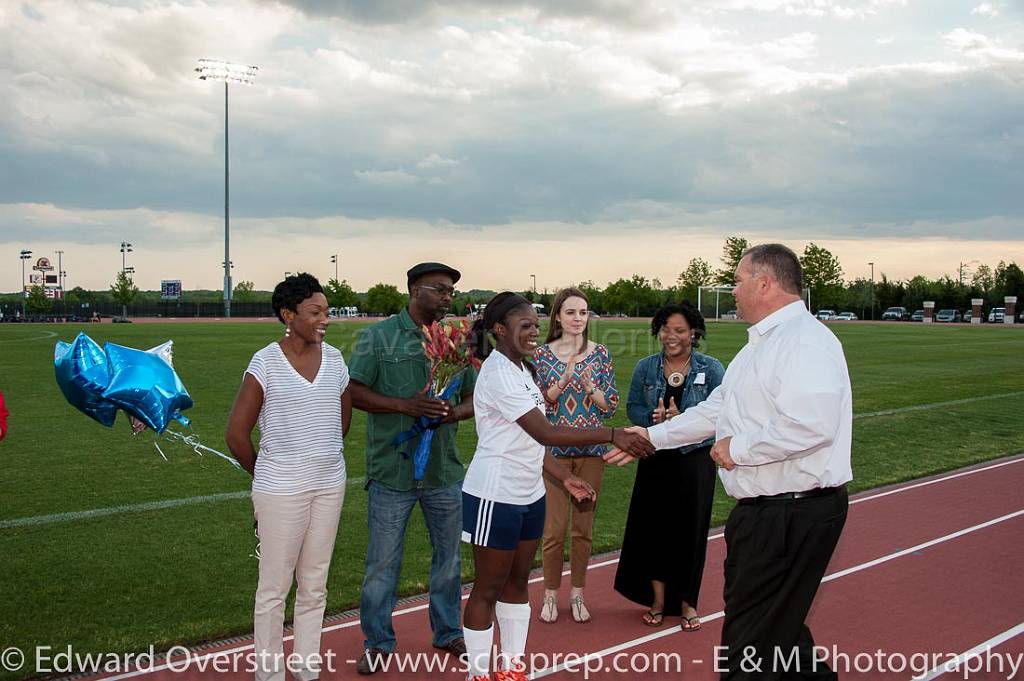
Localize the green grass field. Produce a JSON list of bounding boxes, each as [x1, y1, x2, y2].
[[1, 319, 1022, 679]]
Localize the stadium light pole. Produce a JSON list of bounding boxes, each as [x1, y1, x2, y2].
[[19, 249, 32, 316], [868, 262, 875, 320], [531, 274, 536, 295], [120, 241, 132, 272], [331, 254, 338, 281], [196, 58, 259, 318]]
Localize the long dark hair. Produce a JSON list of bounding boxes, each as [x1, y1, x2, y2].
[[544, 286, 589, 351], [469, 292, 533, 362]]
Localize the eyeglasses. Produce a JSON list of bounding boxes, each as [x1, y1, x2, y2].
[[417, 283, 457, 297]]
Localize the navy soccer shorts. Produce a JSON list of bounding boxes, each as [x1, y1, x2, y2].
[[461, 492, 546, 550]]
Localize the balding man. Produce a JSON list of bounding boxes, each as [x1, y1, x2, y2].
[[607, 244, 852, 680]]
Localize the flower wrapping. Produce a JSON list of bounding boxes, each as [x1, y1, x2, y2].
[[392, 320, 481, 480]]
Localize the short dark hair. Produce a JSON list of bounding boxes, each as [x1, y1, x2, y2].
[[272, 273, 324, 324], [469, 291, 533, 361], [650, 301, 706, 348], [743, 243, 802, 294]]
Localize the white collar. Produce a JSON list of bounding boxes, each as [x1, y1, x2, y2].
[[748, 300, 807, 342]]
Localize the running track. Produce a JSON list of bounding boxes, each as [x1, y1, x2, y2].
[[87, 455, 1024, 681]]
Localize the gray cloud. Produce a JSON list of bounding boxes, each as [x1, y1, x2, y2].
[[2, 0, 1022, 258], [268, 0, 675, 28]]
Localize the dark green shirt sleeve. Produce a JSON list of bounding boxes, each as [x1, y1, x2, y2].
[[460, 364, 478, 397], [348, 327, 379, 387]]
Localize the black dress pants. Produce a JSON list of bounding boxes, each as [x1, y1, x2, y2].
[[720, 488, 848, 680]]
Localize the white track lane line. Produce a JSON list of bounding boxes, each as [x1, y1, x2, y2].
[[531, 509, 1024, 679], [854, 391, 1024, 420], [911, 621, 1024, 680], [6, 443, 1021, 531], [0, 477, 365, 529], [96, 508, 1024, 681], [9, 451, 1018, 533], [0, 330, 58, 343]]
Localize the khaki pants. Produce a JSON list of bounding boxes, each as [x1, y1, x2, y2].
[[542, 456, 606, 589], [252, 484, 345, 681]]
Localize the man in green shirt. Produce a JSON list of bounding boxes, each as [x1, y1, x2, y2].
[[349, 262, 475, 674]]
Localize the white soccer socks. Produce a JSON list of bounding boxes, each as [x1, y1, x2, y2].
[[495, 600, 531, 671], [463, 623, 495, 679]]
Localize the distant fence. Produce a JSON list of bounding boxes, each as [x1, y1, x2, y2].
[[0, 301, 275, 320]]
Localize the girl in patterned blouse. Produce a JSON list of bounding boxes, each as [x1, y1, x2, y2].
[[532, 287, 619, 624]]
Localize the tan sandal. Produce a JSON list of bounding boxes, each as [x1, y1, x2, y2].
[[569, 594, 591, 623], [539, 595, 558, 623]]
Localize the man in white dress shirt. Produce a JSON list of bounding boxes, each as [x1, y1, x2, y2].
[[607, 243, 852, 680]]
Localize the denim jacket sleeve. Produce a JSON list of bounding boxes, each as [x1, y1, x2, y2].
[[627, 355, 655, 427], [704, 355, 725, 394]]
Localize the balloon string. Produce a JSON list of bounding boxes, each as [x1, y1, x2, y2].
[[162, 428, 243, 470], [153, 441, 169, 462], [250, 523, 262, 561]]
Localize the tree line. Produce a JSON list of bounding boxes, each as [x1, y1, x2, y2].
[[5, 237, 1021, 318]]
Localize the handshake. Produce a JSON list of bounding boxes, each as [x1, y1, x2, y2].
[[604, 426, 654, 465], [604, 427, 737, 470]]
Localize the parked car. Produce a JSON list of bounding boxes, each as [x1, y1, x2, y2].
[[835, 311, 858, 321], [910, 310, 925, 322], [988, 307, 1006, 323], [963, 309, 973, 323], [935, 309, 961, 323], [816, 309, 836, 321], [882, 306, 910, 321]]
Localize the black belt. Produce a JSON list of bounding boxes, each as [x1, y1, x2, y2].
[[738, 485, 844, 505]]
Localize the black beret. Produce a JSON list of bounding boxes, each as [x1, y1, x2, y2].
[[407, 262, 461, 288]]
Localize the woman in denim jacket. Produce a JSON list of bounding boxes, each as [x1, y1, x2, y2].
[[613, 301, 724, 631]]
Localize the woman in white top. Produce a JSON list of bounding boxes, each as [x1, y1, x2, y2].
[[460, 292, 653, 681], [226, 273, 352, 681]]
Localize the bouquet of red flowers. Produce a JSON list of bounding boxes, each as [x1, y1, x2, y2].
[[393, 320, 481, 480], [422, 320, 482, 397]]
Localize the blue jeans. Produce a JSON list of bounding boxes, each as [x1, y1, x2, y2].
[[360, 481, 463, 652]]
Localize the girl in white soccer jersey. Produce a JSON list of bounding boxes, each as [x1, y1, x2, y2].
[[460, 292, 654, 681]]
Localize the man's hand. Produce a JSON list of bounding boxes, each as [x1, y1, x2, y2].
[[710, 436, 736, 471], [603, 426, 650, 466], [403, 387, 450, 419]]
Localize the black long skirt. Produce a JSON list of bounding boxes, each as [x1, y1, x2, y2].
[[613, 444, 716, 616]]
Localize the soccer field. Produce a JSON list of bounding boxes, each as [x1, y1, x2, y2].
[[1, 319, 1022, 677]]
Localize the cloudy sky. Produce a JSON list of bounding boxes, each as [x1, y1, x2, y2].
[[2, 0, 1022, 293]]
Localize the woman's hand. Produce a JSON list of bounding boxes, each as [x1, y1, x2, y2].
[[581, 366, 595, 394], [651, 403, 667, 424], [611, 426, 655, 458], [563, 475, 596, 503], [559, 353, 577, 386], [665, 396, 680, 420]]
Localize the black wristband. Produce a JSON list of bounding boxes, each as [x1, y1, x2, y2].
[[609, 427, 615, 444]]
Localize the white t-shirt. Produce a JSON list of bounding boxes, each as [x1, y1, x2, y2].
[[245, 342, 350, 495], [463, 351, 547, 505]]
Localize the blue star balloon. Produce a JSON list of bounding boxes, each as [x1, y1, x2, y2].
[[54, 332, 118, 427], [102, 341, 193, 433]]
